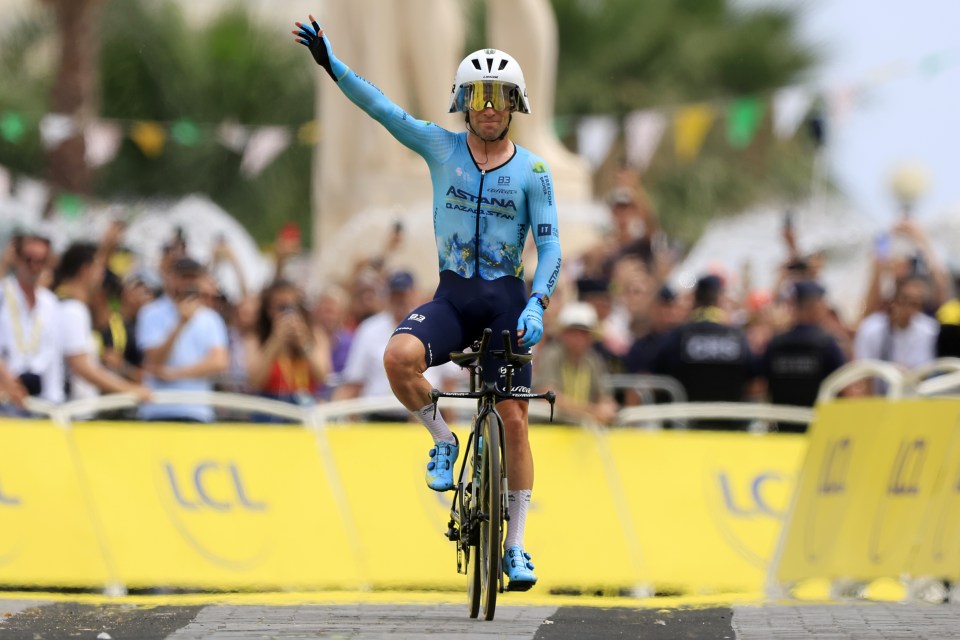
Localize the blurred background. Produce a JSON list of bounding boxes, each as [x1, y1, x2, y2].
[[0, 0, 959, 601], [0, 1, 956, 301]]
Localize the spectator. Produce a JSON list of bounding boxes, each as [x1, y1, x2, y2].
[[311, 285, 354, 400], [623, 284, 682, 375], [761, 281, 846, 417], [651, 274, 755, 428], [534, 302, 618, 426], [245, 279, 331, 406], [334, 270, 449, 421], [0, 232, 65, 405], [52, 242, 150, 405], [136, 257, 229, 422], [854, 275, 938, 379], [862, 218, 949, 319], [935, 274, 960, 358], [100, 269, 159, 383]]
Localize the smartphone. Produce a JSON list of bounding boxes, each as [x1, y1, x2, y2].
[[874, 232, 891, 260], [783, 210, 794, 231]]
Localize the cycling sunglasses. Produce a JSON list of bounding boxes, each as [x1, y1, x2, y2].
[[455, 80, 519, 112]]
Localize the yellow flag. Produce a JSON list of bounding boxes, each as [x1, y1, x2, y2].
[[130, 121, 166, 158], [673, 104, 715, 163]]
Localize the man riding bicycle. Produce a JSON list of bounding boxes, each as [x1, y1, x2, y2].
[[294, 16, 561, 591]]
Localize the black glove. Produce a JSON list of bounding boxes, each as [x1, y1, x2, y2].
[[293, 16, 339, 82]]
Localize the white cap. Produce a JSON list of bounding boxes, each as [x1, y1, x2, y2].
[[557, 302, 598, 331]]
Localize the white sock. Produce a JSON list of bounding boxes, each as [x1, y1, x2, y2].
[[505, 489, 531, 550], [415, 404, 456, 444]]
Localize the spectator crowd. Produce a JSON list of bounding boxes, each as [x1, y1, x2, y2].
[[1, 174, 957, 432]]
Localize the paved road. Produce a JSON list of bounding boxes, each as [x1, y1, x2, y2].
[[1, 596, 958, 639]]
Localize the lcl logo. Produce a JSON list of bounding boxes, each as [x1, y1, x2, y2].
[[159, 460, 270, 569], [163, 461, 266, 511]]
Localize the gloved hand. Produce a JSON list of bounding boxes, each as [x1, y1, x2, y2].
[[516, 298, 545, 349], [292, 15, 341, 82]]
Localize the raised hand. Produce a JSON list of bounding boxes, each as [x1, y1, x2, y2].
[[292, 14, 340, 81]]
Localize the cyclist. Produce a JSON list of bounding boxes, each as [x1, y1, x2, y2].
[[294, 17, 561, 591]]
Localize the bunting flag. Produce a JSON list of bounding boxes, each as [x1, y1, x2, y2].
[[217, 121, 249, 153], [727, 97, 765, 149], [0, 112, 26, 143], [39, 113, 76, 150], [240, 126, 292, 177], [171, 119, 201, 146], [130, 121, 166, 158], [576, 115, 619, 169], [772, 86, 813, 139], [84, 120, 123, 167], [0, 45, 953, 178], [624, 109, 667, 171], [297, 120, 320, 146], [673, 104, 715, 163]]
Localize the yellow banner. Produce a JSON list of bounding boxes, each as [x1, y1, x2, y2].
[[72, 422, 363, 590], [772, 398, 960, 587], [0, 419, 109, 587], [608, 430, 805, 592], [773, 399, 891, 585], [907, 402, 960, 580]]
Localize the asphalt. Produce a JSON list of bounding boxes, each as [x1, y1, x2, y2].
[[0, 595, 958, 639]]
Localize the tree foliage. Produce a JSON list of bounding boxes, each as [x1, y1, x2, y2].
[[551, 0, 823, 241]]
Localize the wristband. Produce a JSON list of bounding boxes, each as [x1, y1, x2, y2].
[[530, 292, 550, 310]]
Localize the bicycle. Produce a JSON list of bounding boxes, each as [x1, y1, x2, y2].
[[430, 328, 555, 620]]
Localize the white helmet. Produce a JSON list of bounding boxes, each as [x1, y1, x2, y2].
[[448, 48, 531, 114]]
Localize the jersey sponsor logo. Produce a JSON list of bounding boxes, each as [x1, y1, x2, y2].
[[445, 185, 517, 212], [683, 334, 743, 362], [536, 224, 552, 237], [498, 175, 511, 185], [547, 259, 561, 291], [538, 175, 554, 206], [485, 188, 517, 195], [408, 313, 426, 323], [532, 161, 547, 174]]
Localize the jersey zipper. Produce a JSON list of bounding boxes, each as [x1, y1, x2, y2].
[[474, 169, 486, 279]]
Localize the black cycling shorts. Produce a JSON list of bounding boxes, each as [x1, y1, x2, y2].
[[393, 271, 532, 393]]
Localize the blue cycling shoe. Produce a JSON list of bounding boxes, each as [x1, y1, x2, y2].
[[425, 434, 459, 492], [502, 546, 537, 591]]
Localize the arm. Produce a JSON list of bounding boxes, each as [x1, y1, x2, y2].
[[517, 160, 562, 348], [158, 347, 229, 381], [293, 18, 454, 162], [65, 354, 150, 400]]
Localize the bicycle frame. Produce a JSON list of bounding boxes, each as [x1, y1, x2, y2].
[[430, 329, 555, 618]]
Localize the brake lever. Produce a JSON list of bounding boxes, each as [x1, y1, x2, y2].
[[546, 390, 556, 423]]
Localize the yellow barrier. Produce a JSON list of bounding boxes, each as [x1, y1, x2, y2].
[[71, 422, 363, 590], [0, 418, 806, 593], [771, 398, 960, 591], [0, 419, 110, 587]]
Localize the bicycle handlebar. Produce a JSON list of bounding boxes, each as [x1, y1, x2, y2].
[[432, 328, 557, 421]]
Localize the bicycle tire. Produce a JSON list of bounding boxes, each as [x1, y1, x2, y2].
[[478, 412, 501, 620], [465, 433, 481, 619]]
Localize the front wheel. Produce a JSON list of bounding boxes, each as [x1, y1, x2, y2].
[[477, 413, 502, 620]]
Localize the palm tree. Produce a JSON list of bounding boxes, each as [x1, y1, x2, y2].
[[40, 0, 105, 199]]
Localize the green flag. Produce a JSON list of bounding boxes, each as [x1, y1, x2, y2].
[[0, 112, 26, 143], [171, 119, 201, 146], [727, 97, 765, 149]]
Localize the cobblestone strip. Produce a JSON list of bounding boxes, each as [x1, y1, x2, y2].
[[733, 602, 960, 640], [165, 604, 558, 640]]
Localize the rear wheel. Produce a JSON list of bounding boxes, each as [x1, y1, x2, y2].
[[477, 413, 502, 620]]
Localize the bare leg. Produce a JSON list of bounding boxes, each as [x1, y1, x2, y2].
[[383, 333, 434, 410], [498, 399, 533, 491]]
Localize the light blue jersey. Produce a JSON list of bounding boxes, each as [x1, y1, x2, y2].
[[336, 68, 562, 296]]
